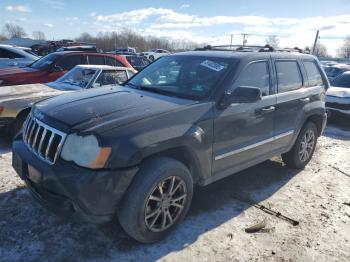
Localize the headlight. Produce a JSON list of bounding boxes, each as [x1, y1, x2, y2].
[[61, 133, 111, 169]]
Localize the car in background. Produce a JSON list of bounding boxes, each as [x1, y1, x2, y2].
[[0, 65, 136, 134], [114, 47, 137, 55], [0, 52, 132, 86], [0, 44, 39, 69], [326, 71, 350, 119], [123, 55, 150, 71], [141, 49, 170, 62], [324, 64, 350, 81], [56, 45, 102, 53]]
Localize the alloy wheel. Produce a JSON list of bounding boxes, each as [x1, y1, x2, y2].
[[298, 129, 315, 162], [144, 176, 187, 232]]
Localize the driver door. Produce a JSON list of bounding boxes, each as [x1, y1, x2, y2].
[[212, 60, 276, 177]]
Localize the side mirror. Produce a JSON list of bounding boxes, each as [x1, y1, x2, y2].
[[52, 65, 63, 72], [219, 86, 262, 109]]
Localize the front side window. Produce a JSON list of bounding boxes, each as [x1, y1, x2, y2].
[[55, 67, 97, 89], [276, 60, 303, 93], [304, 61, 323, 86], [234, 61, 270, 96], [56, 55, 84, 71], [127, 56, 232, 99], [94, 70, 128, 87]]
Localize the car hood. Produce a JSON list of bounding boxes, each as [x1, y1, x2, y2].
[[34, 86, 197, 132], [326, 86, 350, 98], [0, 83, 66, 103], [0, 66, 38, 77]]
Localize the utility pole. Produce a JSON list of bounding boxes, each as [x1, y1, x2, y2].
[[230, 34, 233, 47], [312, 30, 320, 55], [242, 33, 247, 46]]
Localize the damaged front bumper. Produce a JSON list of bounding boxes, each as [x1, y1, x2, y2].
[[12, 135, 138, 224]]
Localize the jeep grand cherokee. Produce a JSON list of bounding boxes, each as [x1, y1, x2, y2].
[[12, 46, 328, 243]]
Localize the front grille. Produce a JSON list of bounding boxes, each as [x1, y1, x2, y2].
[[23, 114, 67, 165]]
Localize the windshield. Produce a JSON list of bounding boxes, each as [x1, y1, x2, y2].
[[29, 53, 61, 70], [126, 55, 232, 99], [55, 67, 97, 89]]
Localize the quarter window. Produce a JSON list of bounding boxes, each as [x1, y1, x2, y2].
[[235, 61, 270, 96], [276, 61, 303, 93], [304, 61, 323, 86]]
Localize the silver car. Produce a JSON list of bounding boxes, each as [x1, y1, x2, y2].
[[0, 64, 136, 134], [0, 44, 39, 68]]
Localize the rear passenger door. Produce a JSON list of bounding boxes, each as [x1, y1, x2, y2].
[[212, 60, 276, 177], [272, 59, 311, 150]]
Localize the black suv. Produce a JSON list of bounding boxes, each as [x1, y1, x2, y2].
[[12, 46, 328, 243]]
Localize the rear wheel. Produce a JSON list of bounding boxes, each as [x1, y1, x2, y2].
[[282, 122, 318, 169], [118, 157, 193, 243]]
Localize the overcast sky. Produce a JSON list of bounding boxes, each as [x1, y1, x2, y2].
[[1, 0, 350, 55]]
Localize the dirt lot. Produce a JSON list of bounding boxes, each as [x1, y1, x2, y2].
[[0, 124, 349, 262]]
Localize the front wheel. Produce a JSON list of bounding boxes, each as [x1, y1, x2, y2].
[[118, 157, 193, 243], [282, 122, 318, 169]]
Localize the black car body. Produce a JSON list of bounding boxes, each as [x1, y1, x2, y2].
[[12, 49, 328, 243]]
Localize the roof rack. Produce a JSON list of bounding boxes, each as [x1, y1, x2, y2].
[[195, 45, 309, 54]]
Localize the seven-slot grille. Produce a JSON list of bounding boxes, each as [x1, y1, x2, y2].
[[23, 114, 67, 165]]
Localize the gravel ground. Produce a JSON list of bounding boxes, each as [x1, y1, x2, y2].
[[0, 124, 349, 262]]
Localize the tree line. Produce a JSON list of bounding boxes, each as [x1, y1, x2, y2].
[[1, 23, 350, 57]]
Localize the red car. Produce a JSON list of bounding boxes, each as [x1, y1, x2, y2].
[[0, 52, 133, 86]]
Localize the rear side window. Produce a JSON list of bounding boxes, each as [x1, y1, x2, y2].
[[235, 61, 270, 96], [304, 61, 323, 86], [0, 49, 12, 58], [276, 61, 303, 93], [105, 56, 123, 67], [57, 55, 84, 70], [88, 55, 105, 65]]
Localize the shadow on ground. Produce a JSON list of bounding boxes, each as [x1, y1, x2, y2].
[[0, 157, 301, 262]]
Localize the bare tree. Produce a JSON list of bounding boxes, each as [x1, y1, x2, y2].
[[2, 23, 27, 38], [338, 36, 350, 58], [265, 35, 280, 48], [32, 31, 46, 40], [314, 43, 329, 57]]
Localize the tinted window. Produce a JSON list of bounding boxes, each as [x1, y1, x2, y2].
[[304, 61, 323, 86], [276, 61, 303, 93], [94, 70, 128, 86], [88, 55, 105, 65], [105, 57, 123, 67], [57, 55, 84, 70], [331, 73, 350, 88], [0, 49, 13, 58], [235, 61, 270, 96]]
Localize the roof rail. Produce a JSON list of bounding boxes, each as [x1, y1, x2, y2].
[[194, 45, 308, 54]]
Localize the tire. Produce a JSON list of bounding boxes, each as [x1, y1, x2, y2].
[[149, 55, 154, 62], [118, 157, 193, 243], [282, 122, 318, 169]]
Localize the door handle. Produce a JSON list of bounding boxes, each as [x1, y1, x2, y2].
[[261, 106, 275, 113], [299, 97, 310, 103]]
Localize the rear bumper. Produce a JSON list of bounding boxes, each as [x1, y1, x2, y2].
[[12, 135, 138, 224]]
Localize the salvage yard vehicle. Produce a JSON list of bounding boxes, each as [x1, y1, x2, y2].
[[12, 45, 328, 243], [0, 51, 132, 86], [141, 49, 170, 62], [123, 54, 151, 71], [324, 63, 350, 81], [0, 65, 136, 134], [326, 71, 350, 119], [0, 44, 39, 69]]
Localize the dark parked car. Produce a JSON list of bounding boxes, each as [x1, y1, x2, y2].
[[0, 52, 132, 86], [324, 64, 350, 81], [12, 47, 328, 243]]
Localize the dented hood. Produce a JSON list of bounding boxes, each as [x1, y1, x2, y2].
[[34, 85, 196, 132]]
